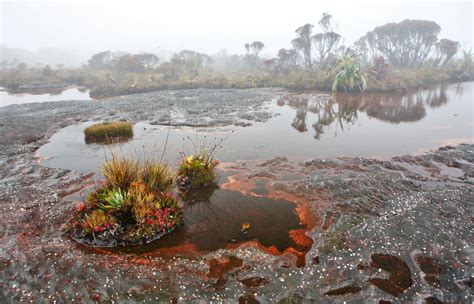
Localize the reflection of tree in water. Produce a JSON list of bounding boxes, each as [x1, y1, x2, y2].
[[362, 94, 427, 123], [284, 93, 358, 139], [362, 85, 451, 123], [291, 108, 308, 132], [423, 84, 448, 108], [312, 100, 359, 139], [283, 83, 454, 139]]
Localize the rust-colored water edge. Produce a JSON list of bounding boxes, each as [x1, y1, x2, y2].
[[70, 172, 315, 266]]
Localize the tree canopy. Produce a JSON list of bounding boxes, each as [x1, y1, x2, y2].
[[358, 19, 442, 67]]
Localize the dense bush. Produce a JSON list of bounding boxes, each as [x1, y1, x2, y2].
[[68, 156, 183, 246]]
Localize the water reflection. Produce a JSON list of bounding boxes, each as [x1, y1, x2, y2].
[[283, 83, 464, 139], [38, 82, 473, 168], [0, 87, 91, 107]]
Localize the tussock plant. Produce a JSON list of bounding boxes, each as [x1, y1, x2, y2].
[[101, 156, 139, 189], [84, 121, 133, 143], [332, 54, 369, 93], [176, 135, 224, 189], [140, 161, 175, 193], [68, 156, 183, 247]]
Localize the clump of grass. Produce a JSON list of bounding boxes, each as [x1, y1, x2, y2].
[[176, 135, 225, 189], [68, 156, 183, 246], [101, 156, 139, 189], [84, 121, 133, 143], [140, 161, 175, 193]]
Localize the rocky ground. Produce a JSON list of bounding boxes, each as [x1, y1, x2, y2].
[[0, 89, 472, 303]]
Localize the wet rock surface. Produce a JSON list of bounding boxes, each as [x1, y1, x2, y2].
[[0, 88, 276, 155], [0, 89, 473, 302]]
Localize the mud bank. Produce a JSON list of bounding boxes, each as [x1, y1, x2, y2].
[[0, 88, 472, 303]]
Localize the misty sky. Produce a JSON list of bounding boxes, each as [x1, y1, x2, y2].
[[1, 0, 473, 58]]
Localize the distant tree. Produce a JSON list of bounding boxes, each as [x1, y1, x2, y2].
[[433, 38, 460, 67], [113, 54, 146, 73], [226, 54, 245, 71], [133, 53, 160, 69], [250, 41, 265, 70], [171, 50, 213, 76], [311, 13, 341, 68], [359, 19, 442, 67], [156, 62, 176, 80], [354, 37, 370, 65], [292, 23, 314, 70], [263, 58, 277, 72], [42, 65, 53, 76], [110, 53, 159, 73], [242, 41, 265, 70], [17, 62, 28, 71], [56, 63, 65, 69], [244, 43, 251, 54], [250, 41, 265, 57], [277, 48, 299, 72], [318, 13, 333, 32], [87, 51, 112, 69]]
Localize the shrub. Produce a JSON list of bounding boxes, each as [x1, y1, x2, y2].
[[332, 54, 369, 92], [68, 157, 184, 246], [176, 136, 223, 189], [177, 154, 218, 188], [84, 121, 133, 143]]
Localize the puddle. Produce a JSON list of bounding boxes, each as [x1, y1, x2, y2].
[[105, 187, 309, 256]]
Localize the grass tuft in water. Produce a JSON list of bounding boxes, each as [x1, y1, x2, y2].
[[176, 135, 225, 189], [84, 121, 133, 143], [69, 155, 183, 246]]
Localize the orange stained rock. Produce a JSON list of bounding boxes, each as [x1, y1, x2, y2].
[[207, 255, 243, 279], [146, 243, 201, 257], [289, 229, 313, 249]]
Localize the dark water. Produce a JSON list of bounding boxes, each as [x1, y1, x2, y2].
[[0, 87, 91, 107], [38, 82, 473, 174], [113, 187, 306, 254]]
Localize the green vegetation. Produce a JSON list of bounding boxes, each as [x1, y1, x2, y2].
[[1, 14, 472, 97], [177, 154, 218, 189], [176, 135, 225, 189], [69, 155, 183, 246], [332, 54, 369, 92], [84, 121, 133, 143], [69, 134, 223, 246]]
